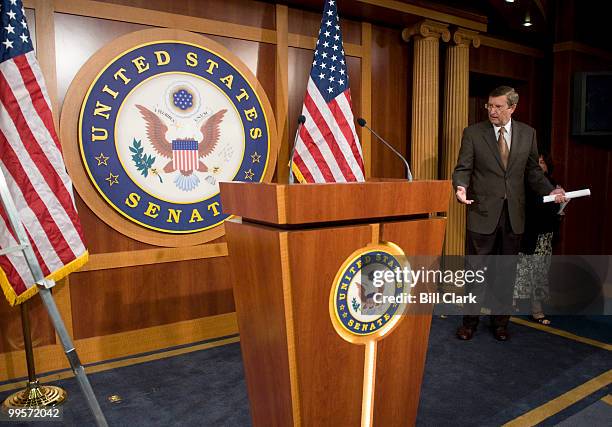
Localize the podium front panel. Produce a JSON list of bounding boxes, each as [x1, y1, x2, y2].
[[223, 181, 450, 427]]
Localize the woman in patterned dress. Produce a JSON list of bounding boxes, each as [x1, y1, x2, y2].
[[514, 153, 562, 325]]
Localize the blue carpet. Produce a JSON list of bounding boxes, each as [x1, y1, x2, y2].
[[541, 385, 611, 426], [1, 316, 610, 426], [416, 316, 611, 426], [552, 394, 612, 426], [1, 342, 252, 427], [536, 315, 612, 344]]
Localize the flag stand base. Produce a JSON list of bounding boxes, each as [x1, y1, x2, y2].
[[2, 380, 67, 408], [1, 303, 67, 410]]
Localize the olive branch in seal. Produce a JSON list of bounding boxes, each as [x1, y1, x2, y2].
[[129, 138, 163, 183]]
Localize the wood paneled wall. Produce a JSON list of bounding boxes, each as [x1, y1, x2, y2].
[[0, 0, 375, 382], [371, 26, 410, 178], [1, 0, 563, 383], [551, 46, 612, 255], [469, 44, 547, 140], [548, 0, 612, 254]]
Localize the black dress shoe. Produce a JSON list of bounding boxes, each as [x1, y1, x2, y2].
[[456, 325, 476, 340], [493, 327, 509, 341]]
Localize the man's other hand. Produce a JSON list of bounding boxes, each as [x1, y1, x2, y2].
[[549, 187, 567, 203], [456, 186, 474, 205]]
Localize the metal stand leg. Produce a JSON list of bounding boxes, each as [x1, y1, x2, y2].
[[38, 287, 108, 427]]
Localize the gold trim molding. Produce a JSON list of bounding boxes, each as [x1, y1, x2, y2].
[[0, 313, 238, 382], [480, 35, 544, 58], [77, 243, 229, 272], [357, 0, 487, 32]]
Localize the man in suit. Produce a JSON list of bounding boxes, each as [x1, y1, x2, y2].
[[452, 86, 565, 341]]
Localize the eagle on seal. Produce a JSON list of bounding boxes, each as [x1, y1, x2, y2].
[[135, 104, 227, 191]]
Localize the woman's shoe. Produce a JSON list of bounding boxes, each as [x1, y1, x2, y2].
[[530, 314, 551, 326]]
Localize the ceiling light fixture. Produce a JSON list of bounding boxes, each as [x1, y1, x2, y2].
[[505, 0, 515, 3], [523, 11, 532, 27]]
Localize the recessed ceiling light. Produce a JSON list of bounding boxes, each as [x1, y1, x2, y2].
[[523, 12, 532, 27], [505, 0, 515, 3]]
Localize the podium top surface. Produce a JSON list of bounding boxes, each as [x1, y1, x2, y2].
[[220, 180, 452, 225]]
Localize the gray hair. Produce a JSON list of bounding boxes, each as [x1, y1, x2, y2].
[[489, 86, 519, 106]]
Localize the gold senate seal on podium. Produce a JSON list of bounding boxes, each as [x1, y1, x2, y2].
[[329, 242, 409, 344]]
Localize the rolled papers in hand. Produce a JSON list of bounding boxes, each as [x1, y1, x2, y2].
[[543, 189, 591, 203]]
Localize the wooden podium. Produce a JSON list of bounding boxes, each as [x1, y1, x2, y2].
[[220, 180, 451, 427]]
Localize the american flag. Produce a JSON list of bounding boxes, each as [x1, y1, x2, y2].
[[172, 139, 199, 171], [0, 0, 87, 306], [291, 0, 365, 183]]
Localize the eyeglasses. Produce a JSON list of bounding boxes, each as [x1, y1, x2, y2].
[[484, 103, 512, 112]]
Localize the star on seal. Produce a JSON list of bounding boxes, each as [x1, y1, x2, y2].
[[95, 153, 109, 166], [105, 172, 119, 186]]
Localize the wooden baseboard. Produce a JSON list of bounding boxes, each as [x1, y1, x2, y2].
[[0, 312, 238, 382]]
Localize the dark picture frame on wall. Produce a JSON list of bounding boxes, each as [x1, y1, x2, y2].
[[572, 72, 612, 136]]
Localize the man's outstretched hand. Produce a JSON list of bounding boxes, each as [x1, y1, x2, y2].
[[456, 186, 473, 205], [457, 186, 566, 204], [549, 187, 568, 203]]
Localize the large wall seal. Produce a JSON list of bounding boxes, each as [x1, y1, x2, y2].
[[61, 29, 278, 246]]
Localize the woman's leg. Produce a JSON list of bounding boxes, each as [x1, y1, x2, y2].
[[531, 233, 553, 324]]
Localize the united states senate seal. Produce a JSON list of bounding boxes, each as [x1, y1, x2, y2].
[[64, 29, 277, 242], [329, 242, 409, 343]]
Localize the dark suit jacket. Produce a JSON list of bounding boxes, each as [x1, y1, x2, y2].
[[452, 120, 553, 235]]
